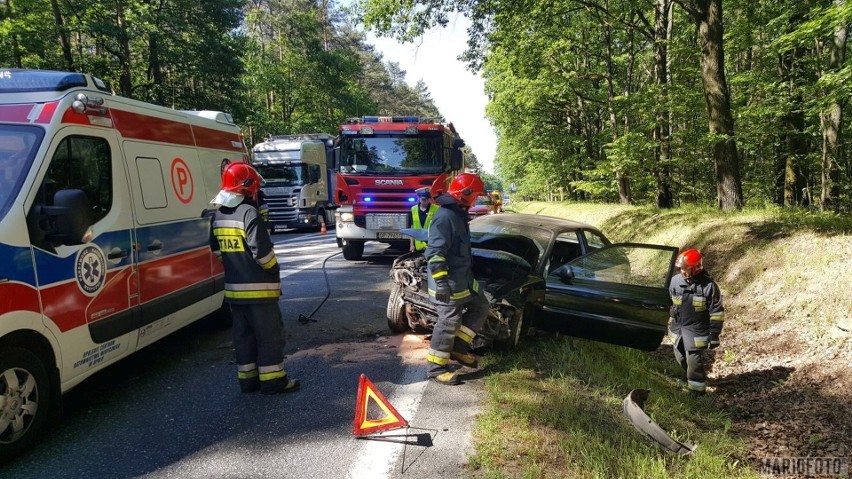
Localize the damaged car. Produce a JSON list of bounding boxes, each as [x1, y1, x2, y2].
[[387, 213, 679, 351]]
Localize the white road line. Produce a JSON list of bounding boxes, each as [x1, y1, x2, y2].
[[346, 363, 428, 479]]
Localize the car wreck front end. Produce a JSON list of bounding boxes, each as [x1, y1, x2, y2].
[[387, 231, 543, 350]]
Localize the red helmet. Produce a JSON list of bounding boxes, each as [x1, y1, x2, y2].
[[221, 162, 263, 201], [447, 173, 484, 208], [676, 248, 703, 278]]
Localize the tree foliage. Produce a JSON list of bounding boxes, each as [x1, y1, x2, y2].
[[0, 0, 443, 149], [360, 0, 852, 212]]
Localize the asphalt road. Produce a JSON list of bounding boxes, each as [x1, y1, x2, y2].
[[2, 231, 483, 478]]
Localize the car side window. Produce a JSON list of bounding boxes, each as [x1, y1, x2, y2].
[[37, 135, 112, 223], [546, 232, 581, 274], [582, 230, 608, 252]]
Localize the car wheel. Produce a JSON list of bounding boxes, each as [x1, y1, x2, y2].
[[386, 284, 410, 334], [494, 305, 527, 351], [0, 347, 52, 462], [341, 240, 364, 260]]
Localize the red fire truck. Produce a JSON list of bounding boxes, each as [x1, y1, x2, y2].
[[334, 116, 465, 260]]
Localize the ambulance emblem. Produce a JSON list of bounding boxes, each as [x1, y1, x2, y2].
[[75, 245, 106, 296]]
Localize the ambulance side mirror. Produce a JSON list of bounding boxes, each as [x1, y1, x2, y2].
[[41, 189, 93, 246]]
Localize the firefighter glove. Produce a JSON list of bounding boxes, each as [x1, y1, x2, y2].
[[434, 278, 452, 303], [709, 332, 721, 349], [669, 305, 679, 319]]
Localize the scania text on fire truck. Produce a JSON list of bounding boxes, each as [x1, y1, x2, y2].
[[334, 116, 465, 260], [252, 134, 337, 232], [0, 69, 249, 460]]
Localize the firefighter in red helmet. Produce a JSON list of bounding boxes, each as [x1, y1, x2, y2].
[[424, 173, 490, 385], [210, 162, 300, 395], [669, 248, 725, 394]]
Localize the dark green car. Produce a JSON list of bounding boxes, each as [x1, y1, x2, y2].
[[389, 213, 678, 351]]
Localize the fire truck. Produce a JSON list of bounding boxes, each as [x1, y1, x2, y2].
[[334, 116, 465, 260]]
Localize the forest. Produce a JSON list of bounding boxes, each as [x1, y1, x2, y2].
[[0, 0, 494, 167], [3, 0, 852, 211]]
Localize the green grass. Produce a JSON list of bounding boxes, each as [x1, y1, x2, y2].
[[468, 336, 758, 479]]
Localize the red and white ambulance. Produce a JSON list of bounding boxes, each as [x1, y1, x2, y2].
[[0, 69, 249, 459]]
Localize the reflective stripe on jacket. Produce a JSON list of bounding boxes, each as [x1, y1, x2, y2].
[[411, 203, 439, 251], [210, 202, 281, 304], [424, 194, 479, 305]]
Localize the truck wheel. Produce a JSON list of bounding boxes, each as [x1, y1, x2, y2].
[[386, 284, 410, 334], [341, 240, 364, 260], [0, 347, 52, 462]]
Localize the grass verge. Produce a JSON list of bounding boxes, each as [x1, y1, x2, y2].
[[468, 201, 852, 478], [469, 336, 757, 479]]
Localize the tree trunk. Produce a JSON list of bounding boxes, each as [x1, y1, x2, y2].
[[679, 0, 744, 209], [603, 21, 632, 205], [50, 0, 74, 71], [653, 0, 674, 208], [115, 2, 133, 96], [819, 0, 846, 211]]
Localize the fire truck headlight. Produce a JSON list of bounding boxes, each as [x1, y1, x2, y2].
[[340, 212, 354, 222]]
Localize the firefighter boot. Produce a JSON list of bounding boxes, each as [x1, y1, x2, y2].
[[429, 371, 461, 386], [239, 377, 260, 393], [261, 376, 301, 395], [450, 351, 479, 369]]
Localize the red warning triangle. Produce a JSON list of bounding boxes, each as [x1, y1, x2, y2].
[[352, 374, 409, 436]]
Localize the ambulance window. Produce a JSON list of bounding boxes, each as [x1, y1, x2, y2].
[[136, 157, 168, 209], [41, 136, 112, 223]]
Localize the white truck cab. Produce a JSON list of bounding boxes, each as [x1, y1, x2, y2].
[[0, 69, 249, 460], [251, 134, 337, 232]]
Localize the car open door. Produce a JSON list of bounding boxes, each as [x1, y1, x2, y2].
[[537, 243, 678, 350]]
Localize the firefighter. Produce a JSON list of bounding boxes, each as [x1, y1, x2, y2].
[[410, 186, 439, 252], [210, 162, 300, 395], [669, 248, 725, 394], [424, 173, 490, 385]]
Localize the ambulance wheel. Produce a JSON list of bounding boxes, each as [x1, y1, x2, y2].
[[0, 347, 51, 462], [386, 284, 410, 334], [341, 240, 364, 261]]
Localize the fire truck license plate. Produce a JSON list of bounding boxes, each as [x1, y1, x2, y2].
[[366, 213, 408, 230], [377, 232, 405, 239]]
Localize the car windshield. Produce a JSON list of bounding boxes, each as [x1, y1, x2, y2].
[[475, 195, 492, 205], [470, 216, 554, 267], [0, 124, 44, 222], [339, 136, 444, 175], [255, 163, 308, 187]]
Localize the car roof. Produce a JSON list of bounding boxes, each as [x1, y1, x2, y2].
[[473, 212, 601, 233]]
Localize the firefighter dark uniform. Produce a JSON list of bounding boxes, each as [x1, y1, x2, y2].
[[424, 188, 489, 385], [669, 261, 725, 393], [410, 188, 439, 252], [210, 163, 299, 395]]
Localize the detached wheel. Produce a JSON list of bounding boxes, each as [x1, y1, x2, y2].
[[0, 347, 52, 462], [341, 240, 364, 260], [386, 284, 410, 333]]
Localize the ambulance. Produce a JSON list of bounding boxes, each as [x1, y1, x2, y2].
[[0, 69, 249, 459]]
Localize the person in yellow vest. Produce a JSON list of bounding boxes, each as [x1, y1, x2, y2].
[[410, 186, 439, 252]]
